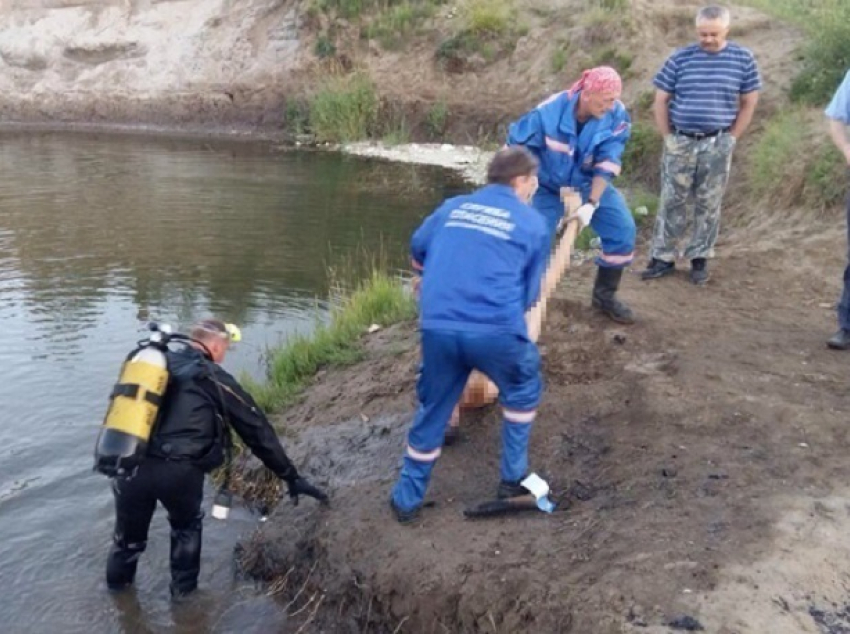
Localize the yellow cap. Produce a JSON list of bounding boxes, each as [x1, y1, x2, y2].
[[224, 323, 242, 343]]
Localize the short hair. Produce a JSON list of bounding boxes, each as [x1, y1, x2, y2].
[[486, 147, 539, 185], [190, 318, 229, 343], [696, 5, 730, 26]]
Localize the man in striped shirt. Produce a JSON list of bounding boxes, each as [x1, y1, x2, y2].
[[642, 5, 761, 285]]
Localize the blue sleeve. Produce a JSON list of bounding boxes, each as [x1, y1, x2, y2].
[[653, 53, 678, 93], [523, 225, 548, 310], [740, 50, 762, 94], [593, 107, 631, 181], [411, 201, 451, 270], [826, 70, 850, 123], [507, 108, 546, 156]]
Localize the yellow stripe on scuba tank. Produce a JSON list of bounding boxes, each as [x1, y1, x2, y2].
[[105, 396, 158, 438], [103, 359, 169, 440], [121, 360, 168, 394]]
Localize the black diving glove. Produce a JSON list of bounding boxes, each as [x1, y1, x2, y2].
[[286, 476, 329, 506]]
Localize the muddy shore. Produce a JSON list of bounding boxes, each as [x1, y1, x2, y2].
[[235, 219, 850, 633]]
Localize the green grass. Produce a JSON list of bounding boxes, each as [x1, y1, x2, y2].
[[244, 269, 417, 414], [742, 0, 850, 105], [308, 73, 379, 143], [750, 108, 846, 211], [551, 47, 568, 73], [283, 98, 310, 135], [463, 0, 513, 35], [435, 0, 523, 69], [592, 46, 634, 76], [620, 121, 662, 192], [314, 34, 337, 58], [363, 1, 439, 49], [573, 187, 658, 252], [426, 100, 449, 138], [381, 115, 412, 145], [629, 187, 659, 228], [594, 0, 628, 10]]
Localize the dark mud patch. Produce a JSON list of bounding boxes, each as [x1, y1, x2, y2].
[[810, 602, 850, 634], [233, 254, 850, 632]]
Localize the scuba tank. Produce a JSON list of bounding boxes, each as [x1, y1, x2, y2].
[[93, 324, 173, 477]]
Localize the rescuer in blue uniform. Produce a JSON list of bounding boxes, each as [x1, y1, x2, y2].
[[389, 147, 549, 523], [507, 66, 637, 324]]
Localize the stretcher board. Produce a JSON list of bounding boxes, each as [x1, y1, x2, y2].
[[458, 187, 583, 409]]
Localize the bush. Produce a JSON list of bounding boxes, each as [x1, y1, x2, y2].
[[790, 21, 850, 105], [426, 100, 449, 138], [363, 1, 439, 49], [621, 121, 662, 191], [463, 0, 513, 35], [592, 46, 634, 76], [284, 98, 310, 135], [436, 0, 522, 70], [245, 269, 416, 413], [750, 109, 846, 212], [743, 0, 850, 105], [551, 47, 568, 73], [309, 73, 379, 143], [314, 34, 337, 59]]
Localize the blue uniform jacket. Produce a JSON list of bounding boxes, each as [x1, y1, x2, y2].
[[411, 184, 549, 338], [507, 90, 631, 194]]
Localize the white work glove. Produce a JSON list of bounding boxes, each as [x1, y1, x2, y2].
[[569, 202, 597, 229]]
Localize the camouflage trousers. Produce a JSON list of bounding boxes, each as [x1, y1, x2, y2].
[[650, 131, 736, 262]]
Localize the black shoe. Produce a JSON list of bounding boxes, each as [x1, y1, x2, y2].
[[389, 496, 420, 524], [497, 480, 529, 499], [592, 267, 635, 324], [827, 329, 850, 350], [641, 258, 675, 280], [690, 258, 709, 285]]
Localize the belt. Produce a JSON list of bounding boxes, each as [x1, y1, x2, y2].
[[675, 128, 730, 139]]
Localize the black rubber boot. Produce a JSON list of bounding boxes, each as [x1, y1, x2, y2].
[[388, 495, 420, 525], [169, 516, 202, 599], [106, 539, 146, 591], [592, 267, 635, 324], [497, 480, 528, 499], [827, 329, 850, 350]]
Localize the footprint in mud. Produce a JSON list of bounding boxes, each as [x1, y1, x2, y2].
[[296, 415, 409, 487], [624, 352, 679, 376]]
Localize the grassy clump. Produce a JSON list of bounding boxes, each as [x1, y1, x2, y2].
[[436, 0, 525, 69], [426, 100, 449, 139], [244, 270, 417, 413], [308, 72, 379, 143], [592, 46, 634, 76], [749, 108, 846, 211], [363, 1, 441, 49], [743, 0, 850, 105], [621, 121, 662, 192], [463, 0, 513, 35]]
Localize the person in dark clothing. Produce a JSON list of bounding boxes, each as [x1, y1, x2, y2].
[[106, 319, 327, 598]]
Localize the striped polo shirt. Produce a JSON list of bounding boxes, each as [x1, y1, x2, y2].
[[654, 42, 762, 133]]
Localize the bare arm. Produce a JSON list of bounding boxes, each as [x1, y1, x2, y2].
[[730, 92, 759, 139], [828, 117, 850, 165], [653, 90, 673, 136], [589, 175, 608, 205]]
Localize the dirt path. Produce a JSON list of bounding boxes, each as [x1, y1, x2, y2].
[[235, 220, 850, 633]]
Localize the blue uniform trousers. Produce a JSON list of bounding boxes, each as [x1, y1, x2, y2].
[[391, 329, 543, 513], [839, 188, 850, 331], [533, 184, 636, 268]]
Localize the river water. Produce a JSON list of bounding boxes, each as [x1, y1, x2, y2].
[[0, 131, 461, 633]]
